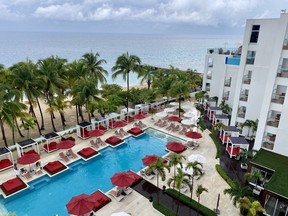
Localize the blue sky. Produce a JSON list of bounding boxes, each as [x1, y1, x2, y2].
[[0, 0, 286, 34]]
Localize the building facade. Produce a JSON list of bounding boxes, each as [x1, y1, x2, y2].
[[202, 13, 288, 157]]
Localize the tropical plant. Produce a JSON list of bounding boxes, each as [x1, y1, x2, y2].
[[81, 51, 108, 84], [238, 148, 257, 164], [138, 64, 155, 89], [224, 181, 252, 206], [100, 84, 123, 98], [242, 120, 258, 139], [186, 161, 203, 199], [245, 170, 264, 190], [220, 100, 232, 115], [168, 153, 186, 179], [167, 167, 191, 215], [195, 91, 209, 105], [196, 184, 208, 214], [20, 116, 36, 138], [212, 122, 226, 134], [147, 158, 170, 202], [239, 197, 265, 216], [112, 52, 141, 112]]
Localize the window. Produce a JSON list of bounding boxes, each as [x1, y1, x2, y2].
[[237, 106, 246, 118], [246, 51, 256, 65], [223, 91, 230, 100], [208, 58, 213, 67], [206, 83, 210, 91], [224, 77, 232, 87], [250, 25, 260, 43], [207, 70, 212, 79], [240, 89, 249, 102], [243, 70, 252, 84]]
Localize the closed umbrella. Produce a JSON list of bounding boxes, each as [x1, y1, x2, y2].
[[185, 131, 202, 139], [66, 193, 97, 215], [110, 172, 135, 187], [88, 129, 104, 137]]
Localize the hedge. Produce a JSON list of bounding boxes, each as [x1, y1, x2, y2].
[[166, 189, 217, 216], [209, 133, 221, 159], [152, 201, 176, 216], [215, 164, 236, 189], [198, 118, 207, 130]]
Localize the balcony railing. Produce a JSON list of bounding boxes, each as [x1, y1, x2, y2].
[[262, 141, 274, 150], [224, 81, 231, 87], [267, 118, 280, 127], [237, 112, 246, 118], [243, 76, 251, 84], [277, 67, 288, 77], [207, 48, 240, 55], [207, 74, 212, 79], [240, 94, 248, 102], [283, 39, 288, 50], [271, 93, 285, 104]]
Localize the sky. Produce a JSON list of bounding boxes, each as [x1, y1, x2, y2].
[[0, 0, 287, 34]]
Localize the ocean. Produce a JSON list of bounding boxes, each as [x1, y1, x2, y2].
[[0, 32, 242, 86]]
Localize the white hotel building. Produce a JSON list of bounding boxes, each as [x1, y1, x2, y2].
[[202, 12, 288, 157]]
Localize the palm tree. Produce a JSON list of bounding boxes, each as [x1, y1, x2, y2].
[[20, 116, 36, 138], [167, 167, 191, 215], [138, 64, 155, 89], [242, 120, 258, 139], [147, 158, 170, 202], [220, 100, 232, 115], [238, 148, 257, 168], [168, 153, 186, 179], [186, 161, 203, 199], [224, 181, 252, 206], [239, 197, 265, 216], [195, 91, 209, 105], [212, 122, 226, 134], [196, 184, 208, 215], [112, 52, 141, 112], [81, 51, 108, 84], [50, 95, 71, 130], [245, 171, 264, 191]]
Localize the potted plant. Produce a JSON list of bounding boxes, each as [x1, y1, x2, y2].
[[238, 149, 257, 170]]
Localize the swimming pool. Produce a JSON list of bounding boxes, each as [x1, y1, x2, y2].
[[0, 128, 184, 216]]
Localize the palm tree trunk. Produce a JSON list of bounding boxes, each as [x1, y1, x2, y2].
[[75, 104, 79, 124], [0, 119, 8, 147], [190, 178, 194, 199], [147, 79, 151, 90], [176, 188, 181, 215], [50, 113, 57, 132], [15, 119, 24, 137], [59, 112, 66, 130], [126, 72, 130, 112], [36, 97, 45, 130], [28, 97, 42, 135], [79, 105, 84, 122], [157, 174, 159, 203], [12, 125, 15, 145]]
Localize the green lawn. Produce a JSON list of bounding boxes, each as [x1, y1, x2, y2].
[[250, 149, 288, 198]]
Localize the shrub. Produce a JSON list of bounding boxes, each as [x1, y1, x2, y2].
[[166, 189, 217, 216], [215, 164, 236, 189], [152, 201, 176, 216], [198, 118, 207, 130], [209, 133, 221, 159]]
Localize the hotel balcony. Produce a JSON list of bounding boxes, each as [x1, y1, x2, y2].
[[267, 114, 280, 128], [283, 39, 288, 50], [224, 79, 231, 87], [242, 75, 251, 84], [262, 141, 275, 150], [239, 94, 248, 102], [207, 47, 240, 55], [206, 86, 210, 91], [277, 67, 288, 78], [271, 93, 285, 104], [206, 74, 212, 80], [222, 96, 229, 101]]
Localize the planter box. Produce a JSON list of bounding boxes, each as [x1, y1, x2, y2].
[[241, 163, 248, 170]]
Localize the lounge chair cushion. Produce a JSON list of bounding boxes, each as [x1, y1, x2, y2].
[[105, 136, 123, 146], [127, 128, 143, 136], [0, 159, 13, 171], [90, 190, 111, 211], [1, 177, 27, 196], [77, 147, 98, 159], [124, 116, 134, 122], [43, 142, 59, 152], [43, 161, 66, 175], [97, 125, 107, 131], [226, 146, 240, 156]]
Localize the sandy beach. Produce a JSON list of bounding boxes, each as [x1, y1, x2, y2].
[[0, 84, 148, 148]]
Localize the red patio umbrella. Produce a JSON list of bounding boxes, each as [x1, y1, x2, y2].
[[17, 153, 40, 165], [113, 121, 127, 128], [142, 154, 159, 166], [133, 113, 146, 119], [57, 140, 75, 149], [110, 171, 135, 187], [185, 131, 202, 139], [66, 193, 97, 215], [168, 116, 182, 122], [166, 142, 186, 153], [88, 129, 104, 137]]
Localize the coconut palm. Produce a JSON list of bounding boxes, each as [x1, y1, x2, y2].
[[220, 100, 232, 115], [186, 161, 203, 199], [168, 153, 186, 179], [195, 91, 209, 105], [167, 167, 191, 215], [224, 181, 252, 206], [20, 116, 36, 138], [138, 64, 155, 89], [239, 197, 265, 216], [212, 122, 226, 134], [81, 51, 108, 84], [196, 184, 208, 215], [147, 157, 170, 202], [242, 120, 258, 139], [112, 52, 141, 112]]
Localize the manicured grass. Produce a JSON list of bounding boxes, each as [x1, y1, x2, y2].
[[209, 133, 222, 159], [215, 164, 236, 189], [152, 201, 176, 216], [250, 149, 288, 197], [166, 189, 217, 216]]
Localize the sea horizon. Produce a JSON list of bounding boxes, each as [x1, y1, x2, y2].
[[0, 31, 242, 86]]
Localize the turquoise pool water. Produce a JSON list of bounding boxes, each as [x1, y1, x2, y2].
[[0, 128, 183, 216]]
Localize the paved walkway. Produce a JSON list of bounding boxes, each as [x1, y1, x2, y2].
[[132, 179, 201, 216]]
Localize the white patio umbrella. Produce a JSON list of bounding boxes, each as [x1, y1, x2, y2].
[[111, 212, 131, 216], [181, 119, 194, 126], [155, 112, 167, 118], [182, 104, 192, 110], [170, 102, 179, 106], [188, 154, 207, 164], [164, 107, 175, 113], [183, 112, 195, 118]]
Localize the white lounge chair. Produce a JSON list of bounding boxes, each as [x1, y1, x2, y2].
[[108, 189, 125, 202], [90, 140, 100, 150], [59, 152, 70, 163], [140, 169, 155, 180]]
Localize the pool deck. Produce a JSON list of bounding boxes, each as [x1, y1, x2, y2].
[[0, 101, 238, 215]]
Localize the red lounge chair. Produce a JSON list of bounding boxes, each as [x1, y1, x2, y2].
[[127, 128, 144, 136], [23, 149, 38, 155], [90, 190, 111, 212], [67, 149, 78, 159], [0, 159, 13, 172], [1, 177, 27, 196], [43, 161, 66, 176]]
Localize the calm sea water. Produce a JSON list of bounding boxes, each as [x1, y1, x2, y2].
[[0, 32, 242, 86]]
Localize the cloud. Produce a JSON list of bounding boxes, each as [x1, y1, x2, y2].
[[0, 3, 23, 20]]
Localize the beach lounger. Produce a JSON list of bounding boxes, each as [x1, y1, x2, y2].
[[59, 152, 70, 163], [90, 140, 100, 150], [140, 170, 155, 180], [117, 187, 133, 195], [114, 130, 124, 138], [21, 172, 32, 180], [186, 141, 199, 150], [67, 149, 78, 159], [138, 121, 147, 128], [119, 128, 129, 136], [154, 119, 162, 126], [174, 125, 181, 132], [108, 189, 125, 202], [96, 138, 106, 146], [179, 127, 187, 135]]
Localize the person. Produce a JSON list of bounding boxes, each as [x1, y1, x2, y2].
[[14, 164, 20, 177], [35, 161, 42, 170], [20, 167, 28, 175]]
